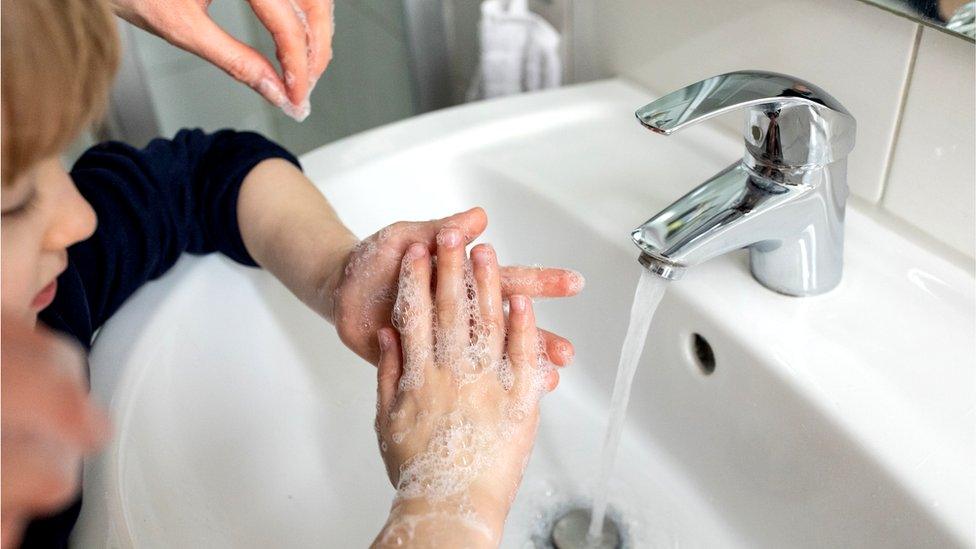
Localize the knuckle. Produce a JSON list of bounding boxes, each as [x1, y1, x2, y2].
[[483, 317, 503, 337], [389, 221, 411, 235], [223, 54, 255, 82]]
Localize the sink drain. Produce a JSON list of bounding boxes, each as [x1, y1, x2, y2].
[[551, 508, 622, 549]]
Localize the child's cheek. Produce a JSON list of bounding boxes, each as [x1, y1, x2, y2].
[[1, 223, 43, 317]]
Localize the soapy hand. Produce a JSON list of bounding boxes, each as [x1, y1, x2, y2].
[[0, 317, 111, 549], [323, 208, 583, 368], [111, 0, 334, 120], [372, 232, 554, 547]]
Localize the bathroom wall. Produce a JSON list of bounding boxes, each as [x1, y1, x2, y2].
[[571, 0, 975, 266], [252, 0, 418, 155], [126, 1, 277, 141], [123, 0, 417, 156]]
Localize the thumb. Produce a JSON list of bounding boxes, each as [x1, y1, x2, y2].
[[376, 328, 402, 422]]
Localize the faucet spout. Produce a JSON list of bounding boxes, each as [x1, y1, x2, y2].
[[630, 71, 855, 297], [633, 158, 848, 296]]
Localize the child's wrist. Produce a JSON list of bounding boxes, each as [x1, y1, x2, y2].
[[315, 235, 359, 322], [376, 491, 509, 548]]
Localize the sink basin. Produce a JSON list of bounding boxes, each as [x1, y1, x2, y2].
[[71, 80, 974, 548]]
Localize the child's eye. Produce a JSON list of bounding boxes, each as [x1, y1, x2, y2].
[[1, 189, 37, 218]]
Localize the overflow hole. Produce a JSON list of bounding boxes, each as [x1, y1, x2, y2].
[[690, 333, 716, 375]]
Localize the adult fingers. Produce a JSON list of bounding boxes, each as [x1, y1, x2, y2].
[[434, 228, 468, 366], [247, 0, 312, 108], [500, 266, 585, 298], [375, 328, 402, 424], [1, 511, 26, 549], [175, 10, 291, 107], [0, 434, 81, 512], [1, 327, 111, 451], [470, 244, 505, 363], [392, 243, 433, 390], [294, 0, 334, 80]]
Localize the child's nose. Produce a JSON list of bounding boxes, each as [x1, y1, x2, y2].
[[46, 183, 97, 250]]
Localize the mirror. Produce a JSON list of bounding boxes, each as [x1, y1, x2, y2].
[[858, 0, 975, 40]]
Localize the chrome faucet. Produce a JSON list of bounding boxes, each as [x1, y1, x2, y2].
[[631, 71, 856, 296]]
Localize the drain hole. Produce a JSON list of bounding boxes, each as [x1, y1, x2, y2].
[[691, 333, 715, 375]]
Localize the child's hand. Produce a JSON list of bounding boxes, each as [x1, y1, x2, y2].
[[371, 232, 555, 548], [326, 207, 583, 369], [0, 318, 111, 549]]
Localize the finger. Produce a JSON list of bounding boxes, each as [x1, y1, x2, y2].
[[470, 244, 505, 363], [0, 435, 80, 511], [390, 207, 489, 254], [501, 266, 585, 298], [295, 0, 334, 80], [1, 332, 111, 451], [392, 243, 433, 390], [177, 11, 291, 107], [434, 228, 468, 365], [538, 328, 574, 366], [376, 328, 402, 424], [248, 0, 312, 107], [506, 295, 540, 400], [1, 512, 25, 549], [547, 368, 560, 391]]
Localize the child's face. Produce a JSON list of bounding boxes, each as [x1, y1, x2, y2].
[[1, 157, 97, 323]]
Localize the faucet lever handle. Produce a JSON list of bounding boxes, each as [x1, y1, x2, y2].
[[636, 71, 856, 166]]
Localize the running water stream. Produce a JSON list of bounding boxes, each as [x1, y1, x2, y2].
[[587, 268, 669, 542]]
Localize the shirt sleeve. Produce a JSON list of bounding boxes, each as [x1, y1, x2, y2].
[[67, 128, 301, 329]]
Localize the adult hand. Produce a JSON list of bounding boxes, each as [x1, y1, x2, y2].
[[322, 208, 584, 368], [372, 237, 554, 547], [111, 0, 334, 120], [0, 317, 111, 549]]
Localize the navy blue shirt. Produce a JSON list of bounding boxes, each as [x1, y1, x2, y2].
[[23, 129, 300, 548]]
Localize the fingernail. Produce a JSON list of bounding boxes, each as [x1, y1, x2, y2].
[[567, 271, 586, 294], [559, 341, 575, 363], [510, 295, 526, 313], [436, 228, 462, 248], [378, 329, 392, 351], [405, 242, 427, 260], [472, 244, 494, 266], [256, 77, 288, 107], [281, 97, 311, 122]]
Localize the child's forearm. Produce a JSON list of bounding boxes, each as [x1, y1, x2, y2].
[[237, 158, 358, 320]]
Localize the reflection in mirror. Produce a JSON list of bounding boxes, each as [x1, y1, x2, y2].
[[861, 0, 975, 39]]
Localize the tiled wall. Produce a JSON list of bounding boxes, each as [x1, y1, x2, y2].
[[573, 0, 975, 265]]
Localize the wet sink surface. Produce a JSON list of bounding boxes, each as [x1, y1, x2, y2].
[[73, 80, 974, 548]]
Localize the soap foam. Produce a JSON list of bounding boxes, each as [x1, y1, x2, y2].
[[379, 254, 556, 543]]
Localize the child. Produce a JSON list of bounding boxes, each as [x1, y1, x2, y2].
[[0, 0, 582, 546]]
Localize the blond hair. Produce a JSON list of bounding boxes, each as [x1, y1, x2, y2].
[[2, 0, 120, 184]]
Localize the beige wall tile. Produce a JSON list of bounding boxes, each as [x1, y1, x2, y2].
[[883, 27, 975, 259], [589, 0, 917, 202]]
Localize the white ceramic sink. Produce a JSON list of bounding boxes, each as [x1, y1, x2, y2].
[[72, 80, 975, 548]]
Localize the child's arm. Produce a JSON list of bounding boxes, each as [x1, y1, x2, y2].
[[236, 163, 585, 367], [69, 129, 582, 365], [67, 129, 302, 330]]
